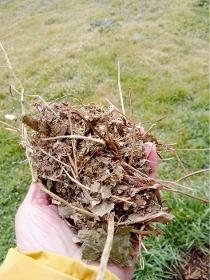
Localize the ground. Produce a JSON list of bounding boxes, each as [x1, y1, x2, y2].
[[0, 0, 209, 279]]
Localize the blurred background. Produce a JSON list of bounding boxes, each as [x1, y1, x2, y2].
[[0, 0, 209, 279]]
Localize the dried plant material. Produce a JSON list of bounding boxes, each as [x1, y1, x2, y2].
[[118, 211, 174, 226], [96, 213, 115, 280], [1, 41, 208, 274], [76, 226, 134, 266], [58, 205, 74, 218], [92, 201, 115, 217], [22, 102, 175, 266]]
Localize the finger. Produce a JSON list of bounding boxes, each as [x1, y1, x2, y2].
[[24, 181, 50, 205], [144, 142, 157, 178], [137, 126, 145, 135]]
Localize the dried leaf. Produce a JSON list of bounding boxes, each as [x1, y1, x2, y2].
[[91, 200, 114, 217], [58, 205, 74, 218], [119, 211, 174, 226], [90, 181, 100, 193], [101, 185, 112, 199], [77, 227, 134, 266]]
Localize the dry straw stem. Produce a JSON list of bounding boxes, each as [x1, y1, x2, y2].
[[96, 213, 115, 280], [143, 124, 156, 138], [175, 148, 210, 151], [39, 147, 90, 192], [128, 89, 136, 165], [0, 42, 23, 90], [176, 168, 210, 183], [0, 120, 21, 132], [39, 146, 134, 205], [25, 94, 57, 116], [173, 149, 192, 186], [121, 160, 208, 203], [117, 60, 125, 115], [63, 168, 92, 202], [40, 183, 94, 217], [157, 179, 193, 191], [162, 186, 209, 204], [42, 135, 105, 144], [0, 42, 36, 181], [68, 114, 78, 178]]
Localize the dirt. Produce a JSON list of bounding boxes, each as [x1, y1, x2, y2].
[[173, 249, 209, 280], [22, 102, 174, 266]]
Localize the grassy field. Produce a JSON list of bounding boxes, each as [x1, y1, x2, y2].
[[0, 0, 209, 279]]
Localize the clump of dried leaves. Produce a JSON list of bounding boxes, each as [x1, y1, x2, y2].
[[22, 102, 174, 266]]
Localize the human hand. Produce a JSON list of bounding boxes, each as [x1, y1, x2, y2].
[[15, 181, 82, 258], [15, 142, 157, 280]]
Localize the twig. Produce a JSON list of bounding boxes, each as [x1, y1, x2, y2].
[[0, 41, 36, 181], [96, 213, 115, 280], [39, 147, 90, 191], [39, 147, 130, 205], [173, 149, 192, 186], [72, 111, 107, 142], [162, 186, 209, 204], [105, 98, 130, 121], [63, 168, 92, 202], [0, 42, 23, 91], [5, 127, 19, 133], [157, 179, 193, 191], [72, 111, 119, 155], [131, 229, 163, 236], [143, 124, 156, 138], [122, 162, 150, 179], [25, 94, 57, 116], [104, 113, 119, 155], [111, 195, 135, 205], [105, 98, 121, 113], [42, 135, 105, 144], [68, 114, 78, 178], [141, 241, 148, 253], [128, 88, 136, 165], [0, 120, 21, 132], [176, 168, 210, 183], [175, 148, 210, 151], [117, 60, 125, 115], [40, 183, 94, 217], [138, 234, 144, 270], [66, 155, 77, 179]]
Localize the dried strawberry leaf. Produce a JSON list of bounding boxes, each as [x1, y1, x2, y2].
[[119, 211, 174, 225], [101, 185, 112, 199], [91, 200, 114, 217], [77, 227, 134, 266], [58, 205, 74, 218]]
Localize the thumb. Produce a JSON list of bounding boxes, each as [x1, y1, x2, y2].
[[24, 181, 50, 206], [144, 142, 157, 178]]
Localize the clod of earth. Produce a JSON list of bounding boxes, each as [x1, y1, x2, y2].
[[22, 102, 174, 266]]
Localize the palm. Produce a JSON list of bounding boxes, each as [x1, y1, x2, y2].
[[15, 182, 81, 259], [15, 142, 157, 280]]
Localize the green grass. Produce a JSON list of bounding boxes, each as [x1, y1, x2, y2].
[[0, 0, 209, 279]]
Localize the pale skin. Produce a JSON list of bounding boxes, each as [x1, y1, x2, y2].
[[15, 142, 157, 280]]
